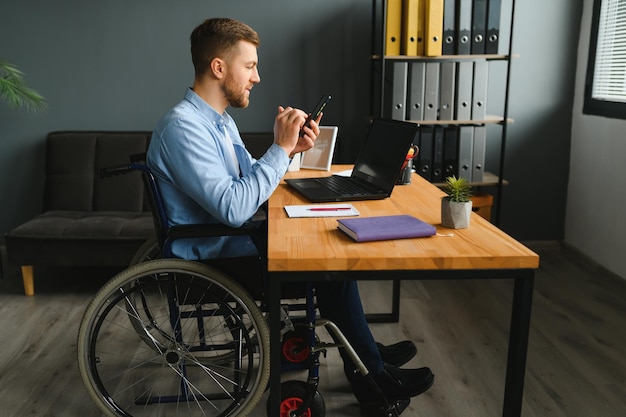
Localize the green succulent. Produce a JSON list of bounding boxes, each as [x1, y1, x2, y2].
[[0, 61, 47, 112], [443, 175, 472, 203]]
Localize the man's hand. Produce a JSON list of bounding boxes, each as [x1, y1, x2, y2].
[[274, 106, 321, 158]]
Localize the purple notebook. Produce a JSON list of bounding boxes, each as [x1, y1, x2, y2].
[[337, 215, 436, 242]]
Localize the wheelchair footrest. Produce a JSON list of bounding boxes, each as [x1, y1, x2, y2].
[[359, 398, 410, 417]]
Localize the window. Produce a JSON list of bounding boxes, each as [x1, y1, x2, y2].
[[584, 0, 626, 119]]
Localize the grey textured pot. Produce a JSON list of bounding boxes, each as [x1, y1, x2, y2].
[[441, 198, 472, 229]]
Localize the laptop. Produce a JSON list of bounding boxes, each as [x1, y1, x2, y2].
[[285, 118, 419, 202]]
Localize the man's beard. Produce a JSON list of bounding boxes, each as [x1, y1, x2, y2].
[[222, 73, 249, 108]]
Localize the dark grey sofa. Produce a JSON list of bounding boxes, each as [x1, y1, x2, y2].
[[5, 131, 155, 295]]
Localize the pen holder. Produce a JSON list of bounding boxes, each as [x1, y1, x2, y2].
[[397, 159, 413, 185]]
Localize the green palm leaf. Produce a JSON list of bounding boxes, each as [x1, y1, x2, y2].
[[0, 61, 47, 112]]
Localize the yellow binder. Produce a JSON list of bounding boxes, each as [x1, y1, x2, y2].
[[424, 0, 444, 56], [401, 0, 419, 56], [385, 0, 402, 56], [416, 0, 425, 56]]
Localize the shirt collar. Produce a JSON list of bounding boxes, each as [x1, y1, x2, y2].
[[184, 88, 234, 130]]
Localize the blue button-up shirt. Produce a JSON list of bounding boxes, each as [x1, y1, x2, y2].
[[147, 88, 290, 259]]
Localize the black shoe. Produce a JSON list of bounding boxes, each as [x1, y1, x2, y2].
[[376, 340, 417, 367], [380, 364, 434, 398], [349, 365, 433, 414], [349, 372, 411, 417]]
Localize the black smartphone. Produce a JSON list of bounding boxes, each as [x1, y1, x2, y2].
[[300, 94, 331, 136]]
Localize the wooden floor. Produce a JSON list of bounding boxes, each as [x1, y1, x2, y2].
[[0, 241, 624, 417]]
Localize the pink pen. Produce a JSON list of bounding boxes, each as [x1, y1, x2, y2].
[[308, 207, 352, 211]]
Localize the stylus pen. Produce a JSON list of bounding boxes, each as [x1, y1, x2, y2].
[[308, 207, 352, 211]]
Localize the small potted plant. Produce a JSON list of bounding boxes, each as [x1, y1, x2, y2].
[[441, 175, 473, 229]]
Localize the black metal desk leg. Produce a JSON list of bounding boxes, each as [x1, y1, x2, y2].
[[268, 277, 282, 416], [365, 279, 401, 323], [503, 271, 535, 417]]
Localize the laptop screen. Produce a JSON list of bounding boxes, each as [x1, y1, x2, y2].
[[352, 119, 419, 192]]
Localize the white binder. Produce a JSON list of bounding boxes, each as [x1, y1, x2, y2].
[[424, 62, 440, 121], [457, 125, 473, 181], [408, 62, 425, 121], [391, 61, 408, 120], [455, 60, 473, 121], [440, 61, 456, 120], [472, 60, 489, 120]]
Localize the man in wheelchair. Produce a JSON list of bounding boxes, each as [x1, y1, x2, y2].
[[146, 17, 434, 415]]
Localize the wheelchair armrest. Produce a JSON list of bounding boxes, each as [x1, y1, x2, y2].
[[163, 217, 268, 260], [167, 221, 264, 240], [166, 205, 267, 241]]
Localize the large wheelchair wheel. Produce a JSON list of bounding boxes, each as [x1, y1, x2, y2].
[[130, 237, 160, 265], [77, 259, 270, 417]]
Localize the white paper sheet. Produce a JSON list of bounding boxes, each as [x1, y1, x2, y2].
[[284, 204, 360, 218]]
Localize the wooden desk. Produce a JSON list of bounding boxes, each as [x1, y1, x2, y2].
[[267, 165, 539, 417]]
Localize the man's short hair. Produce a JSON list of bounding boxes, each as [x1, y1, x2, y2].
[[190, 18, 260, 77]]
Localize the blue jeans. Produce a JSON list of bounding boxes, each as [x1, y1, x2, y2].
[[314, 278, 385, 376]]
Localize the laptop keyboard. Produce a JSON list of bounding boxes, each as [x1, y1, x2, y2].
[[315, 175, 372, 196]]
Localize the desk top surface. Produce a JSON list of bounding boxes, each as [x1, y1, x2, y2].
[[267, 165, 539, 272]]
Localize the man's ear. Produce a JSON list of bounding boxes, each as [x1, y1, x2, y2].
[[210, 58, 226, 80]]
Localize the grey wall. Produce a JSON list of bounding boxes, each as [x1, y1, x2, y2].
[[1, 0, 584, 246], [567, 0, 626, 280]]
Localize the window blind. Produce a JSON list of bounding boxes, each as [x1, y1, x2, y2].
[[591, 0, 626, 103]]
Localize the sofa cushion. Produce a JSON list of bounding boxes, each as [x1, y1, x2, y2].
[[5, 211, 154, 266], [8, 211, 152, 238]]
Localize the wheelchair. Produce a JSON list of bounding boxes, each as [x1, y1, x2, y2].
[[77, 157, 402, 417]]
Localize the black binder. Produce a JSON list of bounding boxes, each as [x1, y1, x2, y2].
[[471, 0, 487, 54], [455, 0, 472, 55], [486, 0, 502, 54], [432, 126, 445, 183], [472, 125, 486, 182], [417, 126, 434, 181], [443, 125, 459, 178], [443, 0, 456, 55]]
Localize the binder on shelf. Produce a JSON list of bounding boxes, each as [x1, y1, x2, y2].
[[457, 125, 473, 181], [424, 0, 444, 56], [408, 61, 426, 121], [485, 0, 502, 54], [432, 126, 445, 183], [385, 0, 403, 55], [443, 125, 459, 178], [442, 0, 456, 55], [391, 62, 408, 120], [439, 61, 456, 120], [417, 0, 426, 56], [402, 0, 419, 56], [456, 0, 472, 55], [417, 126, 434, 181], [471, 60, 488, 120], [472, 125, 486, 182], [471, 0, 487, 54], [424, 62, 440, 120], [455, 60, 473, 120]]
